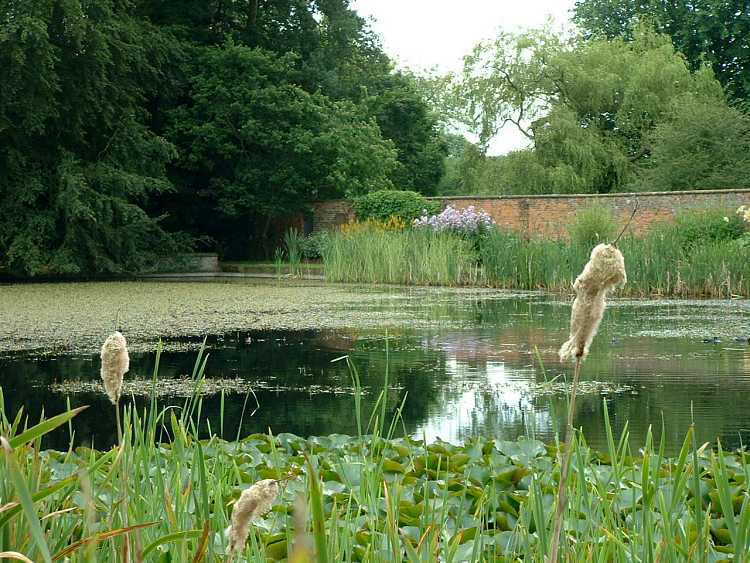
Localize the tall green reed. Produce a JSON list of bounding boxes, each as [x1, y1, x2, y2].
[[322, 228, 480, 286], [284, 228, 304, 277], [320, 209, 750, 297]]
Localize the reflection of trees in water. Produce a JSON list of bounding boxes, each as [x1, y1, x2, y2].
[[5, 297, 750, 454], [580, 374, 750, 454], [4, 329, 452, 449]]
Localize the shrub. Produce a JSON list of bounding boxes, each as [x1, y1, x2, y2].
[[299, 232, 330, 260], [674, 208, 745, 247], [352, 190, 440, 224], [413, 205, 496, 235], [568, 204, 618, 248]]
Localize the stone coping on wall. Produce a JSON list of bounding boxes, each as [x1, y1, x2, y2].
[[431, 188, 750, 200]]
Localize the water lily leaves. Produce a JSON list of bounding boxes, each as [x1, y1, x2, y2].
[[465, 465, 491, 485], [321, 469, 341, 482], [710, 519, 732, 545], [492, 465, 519, 485], [397, 504, 422, 527], [613, 487, 643, 513], [450, 538, 477, 562], [447, 453, 471, 471], [323, 480, 347, 495], [336, 460, 364, 487], [495, 439, 546, 465], [264, 537, 287, 560], [381, 459, 406, 473], [490, 512, 515, 531]]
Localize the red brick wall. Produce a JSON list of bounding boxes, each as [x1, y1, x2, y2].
[[312, 189, 750, 238], [311, 200, 356, 233]]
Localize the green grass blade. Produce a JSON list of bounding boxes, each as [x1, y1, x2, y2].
[[9, 407, 88, 449], [1, 438, 52, 563]]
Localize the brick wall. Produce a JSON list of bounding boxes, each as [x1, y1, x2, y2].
[[311, 200, 356, 233], [312, 189, 750, 238]]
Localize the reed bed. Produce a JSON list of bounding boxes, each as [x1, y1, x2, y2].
[[321, 225, 750, 298], [322, 228, 481, 286], [2, 348, 750, 562]]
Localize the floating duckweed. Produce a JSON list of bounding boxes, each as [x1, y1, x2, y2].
[[45, 377, 398, 398]]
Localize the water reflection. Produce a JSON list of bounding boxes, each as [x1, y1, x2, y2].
[[2, 290, 750, 455]]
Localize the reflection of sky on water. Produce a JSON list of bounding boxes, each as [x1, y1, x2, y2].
[[414, 355, 552, 444]]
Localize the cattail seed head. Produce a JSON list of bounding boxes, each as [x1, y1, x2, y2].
[[559, 244, 626, 362], [228, 479, 279, 555], [100, 331, 129, 405]]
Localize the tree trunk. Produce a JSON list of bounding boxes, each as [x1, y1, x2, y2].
[[248, 0, 259, 35]]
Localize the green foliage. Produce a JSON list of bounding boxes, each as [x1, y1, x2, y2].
[[0, 0, 186, 275], [437, 144, 553, 197], [478, 229, 587, 290], [454, 25, 733, 195], [168, 44, 396, 223], [299, 232, 330, 260], [573, 0, 750, 102], [7, 376, 750, 561], [321, 215, 750, 297], [352, 190, 440, 224], [1, 0, 448, 271], [435, 142, 484, 195], [322, 228, 479, 285], [635, 94, 750, 191], [368, 73, 448, 195], [283, 228, 304, 276], [673, 208, 746, 248], [568, 204, 618, 248], [480, 150, 551, 195]]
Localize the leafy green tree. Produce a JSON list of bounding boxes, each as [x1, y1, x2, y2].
[[368, 74, 447, 195], [166, 44, 397, 250], [1, 0, 451, 270], [481, 150, 552, 195], [573, 0, 750, 101], [142, 0, 392, 96], [455, 26, 728, 194], [636, 94, 750, 191], [0, 0, 183, 275], [456, 27, 564, 154]]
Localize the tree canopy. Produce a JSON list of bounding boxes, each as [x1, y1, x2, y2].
[[0, 0, 447, 273], [573, 0, 750, 102], [0, 0, 182, 275], [444, 25, 748, 195]]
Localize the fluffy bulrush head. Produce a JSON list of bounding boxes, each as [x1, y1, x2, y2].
[[559, 244, 626, 362], [228, 479, 279, 555], [100, 331, 129, 405]]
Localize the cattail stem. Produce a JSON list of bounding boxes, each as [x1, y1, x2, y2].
[[548, 356, 582, 563], [115, 399, 122, 446]]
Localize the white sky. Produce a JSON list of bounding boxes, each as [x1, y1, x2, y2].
[[350, 0, 577, 154]]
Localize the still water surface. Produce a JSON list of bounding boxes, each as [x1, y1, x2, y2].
[[3, 283, 750, 454]]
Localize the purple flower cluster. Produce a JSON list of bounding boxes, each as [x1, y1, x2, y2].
[[413, 205, 496, 235]]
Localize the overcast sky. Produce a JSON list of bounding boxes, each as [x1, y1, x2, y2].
[[350, 0, 577, 154]]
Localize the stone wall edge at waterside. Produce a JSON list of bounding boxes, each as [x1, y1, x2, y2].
[[311, 189, 750, 238]]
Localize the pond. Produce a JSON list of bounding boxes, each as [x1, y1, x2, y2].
[[2, 280, 749, 454]]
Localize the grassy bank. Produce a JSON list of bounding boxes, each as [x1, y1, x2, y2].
[[322, 223, 750, 298], [3, 353, 750, 561]]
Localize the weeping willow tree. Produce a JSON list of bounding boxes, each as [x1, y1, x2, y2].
[[453, 25, 734, 194]]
